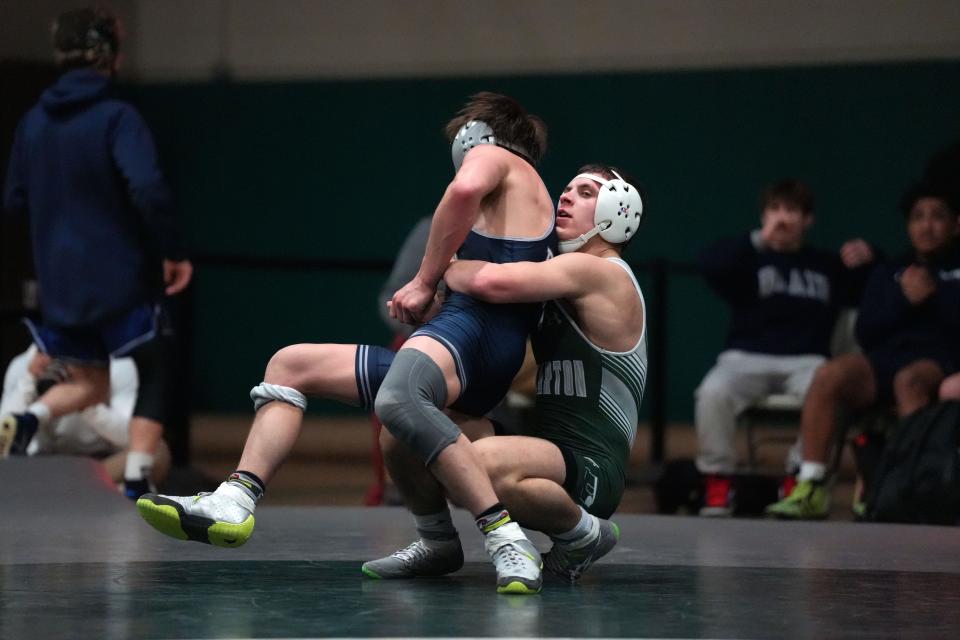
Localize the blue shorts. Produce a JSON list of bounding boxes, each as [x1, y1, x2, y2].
[[25, 303, 162, 366], [355, 296, 536, 417], [355, 344, 395, 410]]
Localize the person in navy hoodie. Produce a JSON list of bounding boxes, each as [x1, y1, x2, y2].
[[0, 8, 191, 499], [767, 182, 960, 519], [696, 179, 876, 516]]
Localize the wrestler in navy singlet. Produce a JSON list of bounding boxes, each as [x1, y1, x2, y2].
[[357, 225, 556, 416]]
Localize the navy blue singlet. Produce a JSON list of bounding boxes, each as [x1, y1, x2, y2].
[[357, 223, 556, 417]]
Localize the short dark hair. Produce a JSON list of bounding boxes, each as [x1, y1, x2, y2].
[[575, 163, 647, 250], [899, 181, 959, 218], [760, 179, 814, 215], [52, 7, 119, 70], [444, 92, 547, 165]]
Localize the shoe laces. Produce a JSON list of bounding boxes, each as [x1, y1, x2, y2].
[[492, 542, 535, 575], [551, 562, 583, 581], [188, 491, 251, 523], [544, 547, 585, 581], [391, 540, 432, 566]]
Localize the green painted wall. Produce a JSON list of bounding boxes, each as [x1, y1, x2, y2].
[[128, 61, 960, 418]]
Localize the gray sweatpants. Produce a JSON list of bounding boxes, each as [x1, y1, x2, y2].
[[694, 350, 825, 475]]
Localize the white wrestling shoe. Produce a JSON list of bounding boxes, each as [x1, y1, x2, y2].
[[136, 482, 255, 548], [485, 523, 543, 594]]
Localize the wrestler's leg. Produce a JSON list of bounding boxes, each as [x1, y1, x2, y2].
[[372, 337, 542, 593], [474, 435, 621, 582], [238, 344, 362, 482], [137, 343, 364, 547]]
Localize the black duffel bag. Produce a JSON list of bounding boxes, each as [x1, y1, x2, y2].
[[868, 401, 960, 525]]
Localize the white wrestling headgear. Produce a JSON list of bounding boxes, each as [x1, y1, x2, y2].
[[558, 171, 644, 254], [451, 120, 533, 171]]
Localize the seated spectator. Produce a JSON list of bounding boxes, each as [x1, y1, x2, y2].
[[767, 183, 960, 519], [0, 344, 171, 490], [696, 179, 876, 516]]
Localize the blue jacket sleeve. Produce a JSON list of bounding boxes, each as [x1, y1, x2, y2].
[[109, 106, 185, 259], [698, 232, 758, 305], [854, 264, 911, 350], [3, 121, 28, 217]]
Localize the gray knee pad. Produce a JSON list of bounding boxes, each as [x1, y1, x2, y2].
[[374, 349, 459, 465], [250, 382, 308, 412]]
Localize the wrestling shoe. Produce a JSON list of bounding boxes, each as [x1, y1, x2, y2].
[[0, 413, 39, 459], [543, 519, 620, 583], [136, 482, 255, 548], [699, 473, 734, 517], [485, 525, 543, 594], [765, 479, 830, 519], [361, 537, 464, 579]]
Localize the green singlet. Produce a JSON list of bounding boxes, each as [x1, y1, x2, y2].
[[530, 258, 647, 518]]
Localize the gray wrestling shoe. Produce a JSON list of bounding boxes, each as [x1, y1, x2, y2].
[[543, 519, 620, 582], [361, 537, 464, 579]]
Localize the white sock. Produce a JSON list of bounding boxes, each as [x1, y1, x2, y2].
[[124, 451, 154, 481], [552, 507, 599, 548], [414, 508, 458, 548], [26, 402, 52, 428], [798, 461, 826, 483]]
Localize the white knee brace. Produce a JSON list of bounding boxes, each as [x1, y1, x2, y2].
[[250, 382, 308, 412]]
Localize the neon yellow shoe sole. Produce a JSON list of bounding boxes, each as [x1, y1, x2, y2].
[[136, 494, 254, 548], [0, 415, 17, 458], [496, 554, 543, 595], [497, 579, 542, 595]]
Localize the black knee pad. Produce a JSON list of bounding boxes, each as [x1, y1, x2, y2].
[[129, 337, 169, 425], [374, 349, 460, 465]]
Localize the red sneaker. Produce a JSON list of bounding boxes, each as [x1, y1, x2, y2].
[[700, 474, 734, 517]]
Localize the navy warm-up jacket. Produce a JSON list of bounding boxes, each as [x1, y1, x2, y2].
[[3, 68, 183, 327], [699, 232, 874, 357]]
